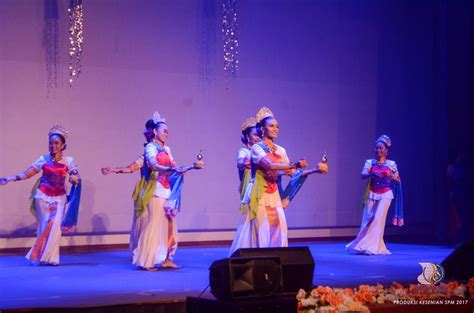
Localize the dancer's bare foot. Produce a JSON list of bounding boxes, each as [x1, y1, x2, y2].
[[139, 266, 158, 271], [48, 262, 60, 266], [162, 259, 182, 269]]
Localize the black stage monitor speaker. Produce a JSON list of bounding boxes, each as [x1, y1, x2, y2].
[[441, 240, 474, 281], [231, 246, 315, 294], [209, 256, 282, 300]]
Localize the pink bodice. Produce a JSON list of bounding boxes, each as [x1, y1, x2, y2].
[[38, 162, 67, 196], [370, 163, 392, 194], [156, 151, 174, 189]]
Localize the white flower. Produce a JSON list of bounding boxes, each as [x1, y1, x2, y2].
[[384, 293, 398, 302], [296, 289, 307, 300], [301, 297, 317, 307], [318, 305, 336, 313], [394, 289, 406, 297], [376, 294, 385, 304]]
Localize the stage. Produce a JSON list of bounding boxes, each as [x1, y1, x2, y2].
[[0, 241, 455, 311]]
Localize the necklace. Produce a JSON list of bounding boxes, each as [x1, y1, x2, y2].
[[376, 159, 386, 166], [266, 141, 277, 154], [51, 154, 62, 163]]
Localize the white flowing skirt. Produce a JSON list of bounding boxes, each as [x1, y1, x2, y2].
[[132, 196, 178, 268], [230, 189, 288, 255], [346, 197, 392, 255], [26, 190, 67, 265], [129, 209, 148, 258]]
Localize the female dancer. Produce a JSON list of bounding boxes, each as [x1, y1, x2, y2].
[[240, 107, 307, 248], [102, 119, 155, 257], [229, 117, 261, 253], [0, 125, 81, 265], [346, 135, 403, 255], [132, 112, 203, 270], [101, 119, 155, 256]]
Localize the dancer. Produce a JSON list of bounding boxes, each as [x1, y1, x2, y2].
[[230, 112, 328, 254], [346, 135, 403, 255], [0, 125, 81, 265], [132, 112, 203, 270], [229, 117, 261, 253], [101, 119, 155, 256], [239, 107, 307, 248]]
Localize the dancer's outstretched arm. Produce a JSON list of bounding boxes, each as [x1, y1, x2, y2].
[[258, 158, 307, 171], [0, 166, 39, 185], [102, 162, 141, 175]]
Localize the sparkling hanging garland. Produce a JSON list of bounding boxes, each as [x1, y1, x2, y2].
[[199, 0, 217, 99], [44, 0, 59, 96], [222, 0, 239, 78], [68, 0, 84, 86]]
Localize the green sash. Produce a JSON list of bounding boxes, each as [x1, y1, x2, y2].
[[132, 171, 157, 218], [29, 178, 41, 218], [241, 169, 267, 220]]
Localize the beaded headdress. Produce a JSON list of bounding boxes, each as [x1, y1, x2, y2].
[[152, 111, 166, 124], [376, 134, 391, 147], [49, 124, 69, 140], [256, 107, 274, 123], [241, 117, 257, 132]]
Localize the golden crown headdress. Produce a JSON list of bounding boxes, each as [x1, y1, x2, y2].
[[241, 117, 257, 132], [376, 134, 391, 147], [49, 124, 69, 140], [152, 111, 166, 124], [256, 107, 274, 123]]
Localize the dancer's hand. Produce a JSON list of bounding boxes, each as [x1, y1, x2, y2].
[[316, 161, 329, 174], [101, 167, 112, 175], [0, 176, 13, 185], [391, 172, 400, 183], [283, 168, 296, 176], [69, 175, 80, 185], [193, 160, 205, 169], [293, 159, 308, 169], [173, 166, 189, 174], [282, 198, 290, 209]]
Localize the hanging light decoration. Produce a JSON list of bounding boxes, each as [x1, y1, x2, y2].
[[221, 0, 239, 78], [199, 0, 217, 99], [68, 0, 84, 86], [44, 0, 59, 96]]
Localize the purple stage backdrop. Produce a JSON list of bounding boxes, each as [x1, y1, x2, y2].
[[0, 0, 470, 245]]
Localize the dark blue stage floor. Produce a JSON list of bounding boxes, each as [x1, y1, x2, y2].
[[0, 242, 454, 310]]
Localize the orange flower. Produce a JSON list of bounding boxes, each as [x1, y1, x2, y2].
[[364, 292, 376, 304], [310, 288, 320, 298], [330, 293, 345, 306], [317, 285, 329, 295], [359, 285, 371, 292], [447, 281, 459, 293], [321, 294, 331, 305], [468, 277, 474, 298], [343, 288, 354, 297], [375, 283, 384, 293]]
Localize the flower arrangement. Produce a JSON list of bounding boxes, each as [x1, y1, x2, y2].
[[297, 277, 474, 313]]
